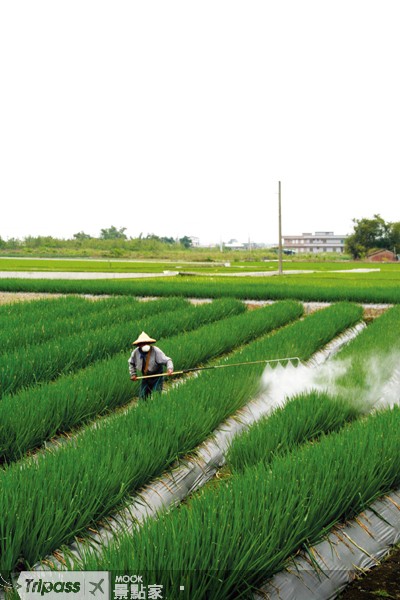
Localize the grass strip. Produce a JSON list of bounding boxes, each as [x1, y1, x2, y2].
[[0, 296, 181, 355], [0, 295, 88, 322], [0, 274, 399, 303], [226, 301, 363, 366], [226, 391, 361, 473], [0, 298, 243, 397], [0, 302, 361, 575], [332, 304, 400, 398]]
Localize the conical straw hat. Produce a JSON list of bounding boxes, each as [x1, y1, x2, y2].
[[132, 331, 157, 345]]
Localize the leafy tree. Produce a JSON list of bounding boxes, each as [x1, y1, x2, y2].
[[389, 222, 400, 253], [73, 231, 92, 240], [4, 237, 21, 249], [144, 234, 176, 245], [345, 215, 392, 258], [99, 226, 127, 240], [179, 236, 193, 249], [23, 236, 60, 248]]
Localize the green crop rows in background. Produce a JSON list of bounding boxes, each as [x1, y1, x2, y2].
[[1, 270, 400, 303]]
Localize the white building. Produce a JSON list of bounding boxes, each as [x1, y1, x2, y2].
[[283, 231, 348, 254], [189, 236, 200, 247], [224, 239, 246, 250]]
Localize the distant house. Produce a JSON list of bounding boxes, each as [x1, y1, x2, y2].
[[367, 249, 397, 262], [224, 239, 245, 250], [283, 232, 348, 254]]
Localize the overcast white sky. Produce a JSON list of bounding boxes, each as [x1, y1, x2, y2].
[[1, 1, 399, 245]]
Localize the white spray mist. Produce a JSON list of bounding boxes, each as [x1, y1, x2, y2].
[[260, 353, 400, 413]]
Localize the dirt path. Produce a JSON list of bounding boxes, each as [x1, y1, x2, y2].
[[337, 545, 400, 599], [0, 292, 66, 304]]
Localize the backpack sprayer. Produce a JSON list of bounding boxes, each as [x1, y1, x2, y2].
[[135, 356, 301, 380]]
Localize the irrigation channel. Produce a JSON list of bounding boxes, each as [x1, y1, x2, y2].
[[28, 315, 400, 600], [1, 295, 398, 600]]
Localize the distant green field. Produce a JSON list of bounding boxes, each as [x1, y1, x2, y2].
[[0, 257, 271, 273], [1, 256, 399, 304], [0, 258, 181, 273], [0, 256, 398, 274], [1, 268, 400, 303]]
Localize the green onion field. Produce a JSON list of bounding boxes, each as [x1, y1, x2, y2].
[[0, 262, 399, 599]]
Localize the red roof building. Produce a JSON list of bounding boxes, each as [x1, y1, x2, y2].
[[367, 249, 397, 262]]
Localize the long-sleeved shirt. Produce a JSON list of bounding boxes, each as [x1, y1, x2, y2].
[[128, 346, 173, 377]]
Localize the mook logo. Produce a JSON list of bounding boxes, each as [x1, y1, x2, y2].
[[15, 572, 109, 600]]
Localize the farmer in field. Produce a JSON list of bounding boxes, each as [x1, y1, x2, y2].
[[128, 331, 174, 399]]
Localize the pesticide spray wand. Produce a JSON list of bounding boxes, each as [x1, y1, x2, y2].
[[135, 356, 301, 380]]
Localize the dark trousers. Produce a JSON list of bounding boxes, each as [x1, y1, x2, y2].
[[139, 373, 163, 399]]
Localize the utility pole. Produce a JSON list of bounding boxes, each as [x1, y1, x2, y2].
[[278, 180, 283, 275]]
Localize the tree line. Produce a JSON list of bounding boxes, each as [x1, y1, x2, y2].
[[1, 217, 399, 260], [74, 226, 193, 248], [0, 227, 194, 253]]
